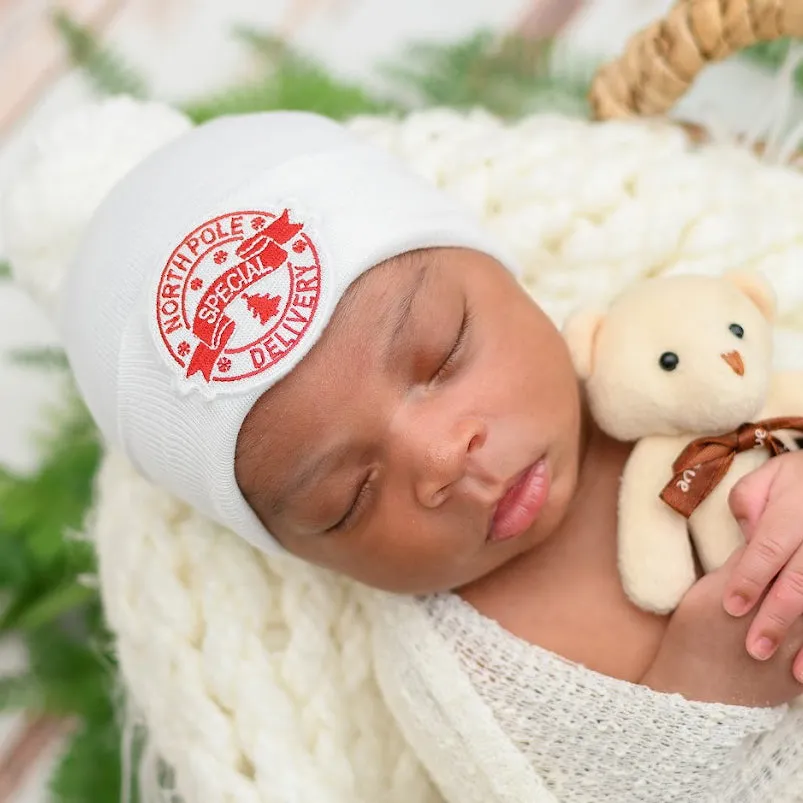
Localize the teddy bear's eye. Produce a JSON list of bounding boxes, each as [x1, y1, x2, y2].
[[729, 323, 745, 339], [659, 352, 679, 371]]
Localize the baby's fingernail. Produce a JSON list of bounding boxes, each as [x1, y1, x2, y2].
[[750, 636, 777, 661], [725, 592, 750, 616]]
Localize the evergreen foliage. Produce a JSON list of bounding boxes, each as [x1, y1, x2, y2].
[[52, 9, 149, 99]]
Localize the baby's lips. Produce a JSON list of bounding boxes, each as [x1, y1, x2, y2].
[[236, 233, 269, 260]]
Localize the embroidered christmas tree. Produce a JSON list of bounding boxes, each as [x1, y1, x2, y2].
[[244, 291, 282, 325]]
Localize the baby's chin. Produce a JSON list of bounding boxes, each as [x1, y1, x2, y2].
[[373, 528, 555, 596]]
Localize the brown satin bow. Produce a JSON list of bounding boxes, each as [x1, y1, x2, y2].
[[660, 417, 803, 518]]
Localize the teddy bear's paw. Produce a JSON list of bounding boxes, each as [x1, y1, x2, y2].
[[620, 563, 694, 614]]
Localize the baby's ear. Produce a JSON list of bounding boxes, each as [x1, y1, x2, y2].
[[724, 269, 777, 322], [563, 306, 605, 380]]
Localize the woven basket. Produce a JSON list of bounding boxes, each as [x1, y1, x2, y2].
[[589, 0, 803, 122]]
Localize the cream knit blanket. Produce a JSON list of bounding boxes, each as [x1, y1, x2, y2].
[[9, 102, 803, 802], [100, 109, 803, 802]]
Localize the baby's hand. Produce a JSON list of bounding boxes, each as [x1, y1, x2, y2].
[[725, 451, 803, 680], [642, 548, 803, 706]]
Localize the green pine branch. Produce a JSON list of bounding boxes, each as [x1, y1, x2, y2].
[[182, 72, 396, 124], [25, 625, 114, 719], [0, 388, 103, 691], [741, 38, 803, 88], [52, 9, 148, 98], [49, 719, 122, 803], [0, 581, 96, 634], [0, 261, 10, 280], [182, 27, 401, 123], [0, 675, 46, 712], [9, 347, 70, 371], [0, 386, 118, 799], [381, 31, 592, 118], [49, 714, 132, 803], [54, 11, 594, 123]]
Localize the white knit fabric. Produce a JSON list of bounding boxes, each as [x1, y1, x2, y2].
[[93, 453, 439, 803], [370, 592, 803, 803], [2, 99, 191, 320], [14, 107, 803, 801]]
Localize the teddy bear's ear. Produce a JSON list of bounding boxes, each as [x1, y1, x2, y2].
[[724, 269, 777, 322], [563, 307, 605, 380]]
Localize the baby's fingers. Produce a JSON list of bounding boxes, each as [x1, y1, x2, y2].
[[746, 546, 803, 660], [724, 459, 787, 617]]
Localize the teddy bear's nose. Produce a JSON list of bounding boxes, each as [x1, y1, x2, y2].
[[722, 350, 745, 376]]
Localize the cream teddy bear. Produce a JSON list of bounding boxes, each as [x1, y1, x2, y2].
[[564, 271, 803, 614]]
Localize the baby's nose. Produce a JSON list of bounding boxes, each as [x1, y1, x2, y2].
[[411, 418, 487, 509]]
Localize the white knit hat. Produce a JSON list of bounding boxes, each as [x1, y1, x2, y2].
[[3, 97, 516, 552]]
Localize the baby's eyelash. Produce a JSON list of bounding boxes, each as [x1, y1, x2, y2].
[[328, 473, 375, 533], [433, 306, 472, 382]]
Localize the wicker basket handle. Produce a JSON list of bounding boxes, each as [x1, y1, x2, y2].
[[590, 0, 803, 120]]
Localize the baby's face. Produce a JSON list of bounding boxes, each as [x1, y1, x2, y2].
[[235, 248, 584, 593]]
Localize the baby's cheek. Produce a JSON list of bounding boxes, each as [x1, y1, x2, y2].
[[348, 511, 473, 594]]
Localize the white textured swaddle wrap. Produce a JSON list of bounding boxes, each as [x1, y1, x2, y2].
[[7, 99, 803, 802]]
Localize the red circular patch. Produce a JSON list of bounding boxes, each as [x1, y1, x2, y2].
[[155, 209, 322, 386]]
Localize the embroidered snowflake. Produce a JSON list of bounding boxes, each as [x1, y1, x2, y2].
[[217, 357, 232, 373], [190, 277, 203, 291], [292, 239, 306, 253], [252, 217, 266, 230], [177, 341, 191, 357], [213, 250, 228, 264]]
